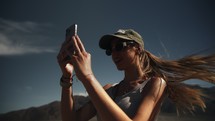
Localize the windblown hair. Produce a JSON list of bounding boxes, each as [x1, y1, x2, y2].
[[139, 50, 215, 114]]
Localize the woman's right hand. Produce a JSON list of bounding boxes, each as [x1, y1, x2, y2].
[[57, 37, 74, 78]]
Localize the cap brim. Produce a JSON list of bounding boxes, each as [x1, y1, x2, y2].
[[99, 34, 132, 50]]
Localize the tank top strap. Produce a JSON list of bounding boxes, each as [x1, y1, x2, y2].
[[138, 77, 151, 92]]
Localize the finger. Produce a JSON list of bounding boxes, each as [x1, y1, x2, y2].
[[57, 45, 67, 59], [75, 35, 86, 52], [58, 42, 73, 61], [57, 50, 69, 62], [72, 36, 81, 54]]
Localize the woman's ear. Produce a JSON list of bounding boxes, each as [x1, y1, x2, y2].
[[136, 46, 143, 55]]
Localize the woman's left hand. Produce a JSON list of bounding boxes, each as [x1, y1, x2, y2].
[[70, 35, 93, 82]]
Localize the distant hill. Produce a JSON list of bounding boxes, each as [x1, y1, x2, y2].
[[0, 85, 214, 121]]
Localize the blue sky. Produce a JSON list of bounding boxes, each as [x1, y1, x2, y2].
[[0, 0, 214, 114]]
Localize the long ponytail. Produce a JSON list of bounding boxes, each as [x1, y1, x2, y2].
[[141, 50, 215, 114]]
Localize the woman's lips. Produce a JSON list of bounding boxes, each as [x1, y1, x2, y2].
[[114, 58, 122, 64]]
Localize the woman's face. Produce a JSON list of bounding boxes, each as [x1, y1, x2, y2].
[[110, 39, 139, 71]]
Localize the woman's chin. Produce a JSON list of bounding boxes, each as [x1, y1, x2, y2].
[[116, 65, 124, 71]]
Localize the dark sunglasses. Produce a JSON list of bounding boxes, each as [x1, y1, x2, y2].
[[105, 41, 136, 56]]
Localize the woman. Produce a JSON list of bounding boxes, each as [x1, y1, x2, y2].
[[57, 29, 215, 121]]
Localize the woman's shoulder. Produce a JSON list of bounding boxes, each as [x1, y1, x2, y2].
[[148, 77, 167, 87], [103, 84, 113, 90], [143, 77, 167, 97], [103, 83, 119, 90]]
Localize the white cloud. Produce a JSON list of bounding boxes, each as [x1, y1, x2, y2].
[[0, 18, 56, 55]]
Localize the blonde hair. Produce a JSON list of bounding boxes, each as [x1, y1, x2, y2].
[[140, 50, 215, 114]]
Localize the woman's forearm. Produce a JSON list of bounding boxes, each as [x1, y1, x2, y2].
[[61, 87, 77, 121], [81, 75, 131, 121]]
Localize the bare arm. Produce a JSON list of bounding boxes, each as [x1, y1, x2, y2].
[[57, 36, 77, 121], [61, 86, 77, 121], [57, 36, 96, 121]]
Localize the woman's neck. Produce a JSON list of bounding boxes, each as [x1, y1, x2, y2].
[[123, 67, 145, 85]]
